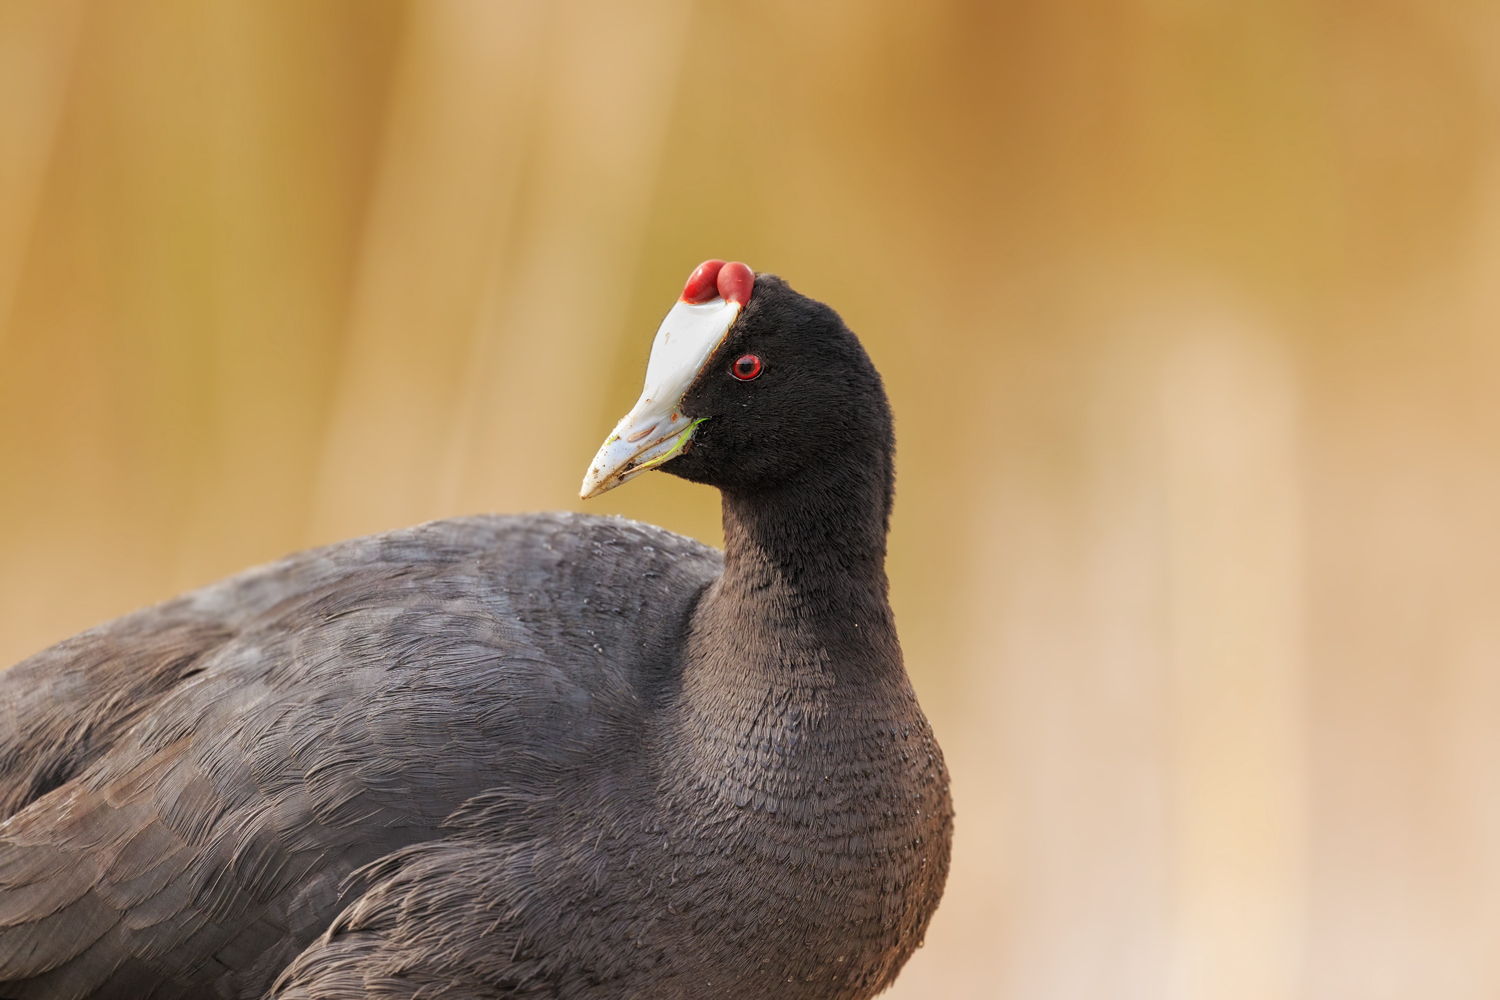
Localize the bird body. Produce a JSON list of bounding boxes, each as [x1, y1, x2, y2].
[[0, 266, 952, 998]]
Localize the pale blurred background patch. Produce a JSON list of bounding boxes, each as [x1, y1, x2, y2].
[[2, 2, 1498, 998]]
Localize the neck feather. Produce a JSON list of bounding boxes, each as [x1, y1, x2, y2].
[[692, 451, 900, 688], [666, 453, 910, 814]]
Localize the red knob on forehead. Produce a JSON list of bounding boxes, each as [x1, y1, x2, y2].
[[681, 260, 725, 303], [680, 259, 754, 305], [716, 262, 754, 306]]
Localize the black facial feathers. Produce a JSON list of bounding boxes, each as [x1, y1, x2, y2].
[[668, 273, 896, 535]]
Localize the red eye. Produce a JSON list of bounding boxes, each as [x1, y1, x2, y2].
[[732, 354, 762, 381]]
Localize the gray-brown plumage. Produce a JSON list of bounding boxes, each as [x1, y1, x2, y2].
[[0, 269, 952, 998]]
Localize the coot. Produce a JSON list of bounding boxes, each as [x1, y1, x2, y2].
[[0, 261, 952, 999]]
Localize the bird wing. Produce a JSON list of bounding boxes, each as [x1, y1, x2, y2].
[[268, 813, 692, 1000], [0, 514, 719, 1000], [0, 514, 437, 824]]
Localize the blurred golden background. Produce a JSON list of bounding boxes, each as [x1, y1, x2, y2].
[[2, 1, 1498, 997]]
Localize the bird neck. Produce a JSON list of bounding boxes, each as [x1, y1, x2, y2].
[[723, 481, 886, 597], [665, 463, 912, 817], [693, 459, 901, 687]]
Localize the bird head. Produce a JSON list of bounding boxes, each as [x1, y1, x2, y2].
[[581, 259, 892, 506]]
